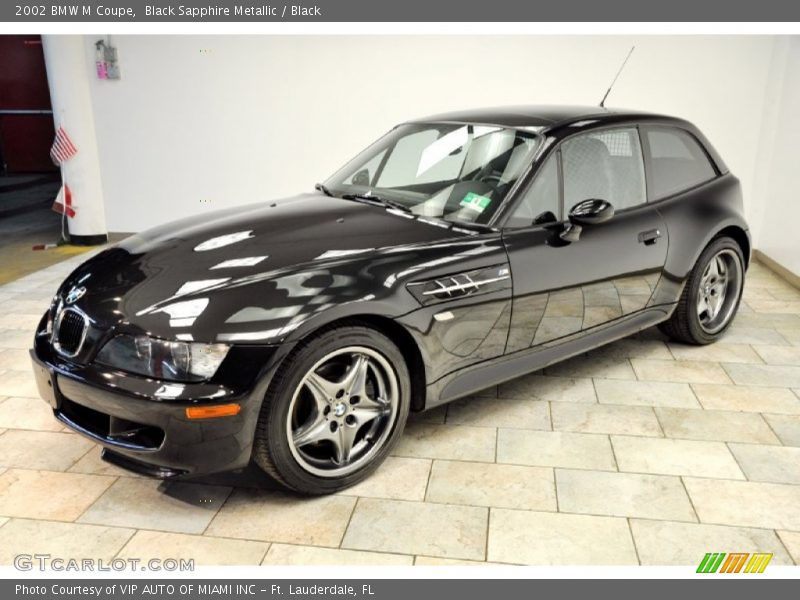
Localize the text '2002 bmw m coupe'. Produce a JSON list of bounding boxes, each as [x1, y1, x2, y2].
[[31, 106, 749, 494]]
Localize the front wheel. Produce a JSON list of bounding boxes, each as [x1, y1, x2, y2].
[[659, 236, 745, 345], [252, 324, 410, 494]]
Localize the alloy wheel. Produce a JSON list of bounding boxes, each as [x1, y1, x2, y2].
[[285, 346, 399, 477], [696, 248, 743, 334]]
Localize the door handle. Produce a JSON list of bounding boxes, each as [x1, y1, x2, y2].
[[638, 229, 662, 246]]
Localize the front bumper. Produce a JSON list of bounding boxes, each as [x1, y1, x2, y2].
[[31, 331, 281, 478]]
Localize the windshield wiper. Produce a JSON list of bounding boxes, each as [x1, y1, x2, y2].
[[341, 193, 413, 214], [315, 183, 335, 197]]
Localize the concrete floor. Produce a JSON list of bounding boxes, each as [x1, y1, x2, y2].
[[0, 207, 96, 285], [0, 255, 799, 566], [0, 174, 96, 286]]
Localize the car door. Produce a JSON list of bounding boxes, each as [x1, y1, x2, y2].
[[503, 126, 669, 353]]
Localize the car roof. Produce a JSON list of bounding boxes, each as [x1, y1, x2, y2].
[[408, 105, 670, 130]]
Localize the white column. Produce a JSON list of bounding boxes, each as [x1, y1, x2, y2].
[[42, 35, 107, 242]]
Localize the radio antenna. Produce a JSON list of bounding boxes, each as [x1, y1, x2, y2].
[[600, 46, 635, 108]]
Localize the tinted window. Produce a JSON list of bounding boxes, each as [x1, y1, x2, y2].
[[562, 128, 646, 212], [645, 128, 716, 199], [325, 123, 540, 226], [506, 155, 559, 228]]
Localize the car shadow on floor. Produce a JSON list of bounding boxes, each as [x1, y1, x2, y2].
[[189, 462, 286, 492]]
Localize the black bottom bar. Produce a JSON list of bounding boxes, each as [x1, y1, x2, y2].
[[69, 233, 108, 246]]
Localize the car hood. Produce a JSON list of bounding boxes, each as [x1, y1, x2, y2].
[[60, 193, 474, 340]]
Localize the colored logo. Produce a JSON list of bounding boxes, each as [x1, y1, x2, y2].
[[697, 552, 773, 573], [65, 286, 86, 305]]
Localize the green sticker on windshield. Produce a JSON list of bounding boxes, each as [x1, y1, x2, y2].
[[460, 192, 492, 212]]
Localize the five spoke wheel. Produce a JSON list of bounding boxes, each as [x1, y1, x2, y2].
[[696, 248, 743, 334], [286, 346, 399, 477]]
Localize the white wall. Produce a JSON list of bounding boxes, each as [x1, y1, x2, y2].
[[752, 37, 800, 275], [79, 35, 790, 262]]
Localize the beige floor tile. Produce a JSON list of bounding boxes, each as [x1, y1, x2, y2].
[[684, 477, 800, 530], [594, 379, 699, 408], [743, 286, 780, 301], [611, 435, 744, 479], [0, 518, 134, 565], [544, 353, 636, 380], [0, 469, 114, 521], [655, 407, 780, 444], [556, 469, 696, 521], [0, 314, 42, 331], [264, 544, 412, 566], [723, 364, 800, 387], [692, 383, 800, 414], [734, 312, 800, 329], [746, 299, 800, 314], [753, 345, 800, 366], [67, 446, 144, 478], [414, 556, 507, 566], [720, 326, 790, 346], [777, 531, 800, 565], [667, 343, 762, 364], [0, 370, 39, 398], [206, 488, 355, 546], [78, 478, 231, 534], [488, 508, 637, 565], [497, 429, 616, 471], [0, 329, 34, 350], [341, 457, 430, 502], [630, 519, 793, 566], [0, 348, 32, 371], [763, 414, 800, 446], [118, 531, 268, 565], [728, 444, 800, 485], [426, 460, 556, 511], [631, 359, 731, 384], [446, 397, 550, 430], [767, 285, 800, 302], [0, 298, 50, 315], [0, 396, 61, 431], [392, 422, 496, 463], [498, 374, 596, 403], [0, 430, 93, 471], [783, 328, 800, 346], [342, 498, 487, 561], [552, 403, 661, 436]]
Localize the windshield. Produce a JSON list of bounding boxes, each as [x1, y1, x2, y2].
[[324, 122, 540, 226]]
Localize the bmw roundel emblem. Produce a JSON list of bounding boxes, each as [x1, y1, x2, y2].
[[65, 286, 87, 305]]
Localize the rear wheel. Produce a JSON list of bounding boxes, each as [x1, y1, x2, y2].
[[252, 324, 410, 494], [659, 236, 744, 345]]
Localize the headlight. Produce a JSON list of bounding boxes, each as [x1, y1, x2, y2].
[[95, 335, 230, 382]]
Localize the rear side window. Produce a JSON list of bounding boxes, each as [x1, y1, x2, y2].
[[561, 128, 646, 212], [645, 128, 717, 200]]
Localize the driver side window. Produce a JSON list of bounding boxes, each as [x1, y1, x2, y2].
[[506, 155, 559, 228]]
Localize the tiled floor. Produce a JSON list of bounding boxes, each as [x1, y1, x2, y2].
[[1, 254, 799, 566]]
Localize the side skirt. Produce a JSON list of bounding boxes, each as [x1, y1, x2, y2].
[[427, 306, 672, 408]]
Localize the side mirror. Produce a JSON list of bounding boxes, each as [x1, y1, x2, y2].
[[569, 199, 615, 225], [560, 199, 615, 243]]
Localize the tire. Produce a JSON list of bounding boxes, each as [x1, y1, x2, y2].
[[252, 322, 410, 494], [659, 236, 745, 345]]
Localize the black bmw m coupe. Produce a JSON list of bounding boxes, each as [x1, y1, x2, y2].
[[32, 106, 749, 494]]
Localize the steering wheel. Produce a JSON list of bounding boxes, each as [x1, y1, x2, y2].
[[478, 174, 503, 188]]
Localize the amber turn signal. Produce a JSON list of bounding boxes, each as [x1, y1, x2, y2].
[[185, 404, 241, 419]]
